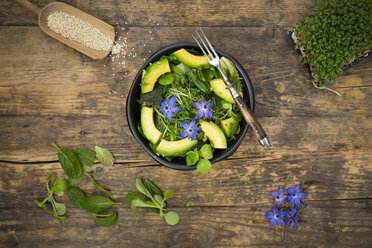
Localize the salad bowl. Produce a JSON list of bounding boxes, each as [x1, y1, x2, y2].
[[126, 42, 255, 170]]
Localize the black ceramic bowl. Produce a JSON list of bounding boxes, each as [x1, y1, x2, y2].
[[126, 42, 255, 170]]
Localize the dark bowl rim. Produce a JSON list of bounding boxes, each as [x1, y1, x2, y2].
[[126, 42, 255, 170]]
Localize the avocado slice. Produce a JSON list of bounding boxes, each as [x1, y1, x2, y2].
[[220, 117, 238, 138], [200, 121, 227, 149], [172, 49, 209, 68], [141, 59, 170, 94], [156, 138, 198, 156], [209, 78, 243, 104], [141, 106, 162, 144]]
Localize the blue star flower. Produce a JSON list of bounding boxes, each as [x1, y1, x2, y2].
[[265, 206, 288, 226], [180, 118, 201, 141], [271, 187, 287, 206], [287, 184, 308, 207], [160, 96, 182, 122], [288, 207, 300, 229], [193, 98, 214, 120]]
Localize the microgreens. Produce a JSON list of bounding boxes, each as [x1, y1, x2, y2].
[[292, 0, 372, 86], [127, 177, 180, 225]]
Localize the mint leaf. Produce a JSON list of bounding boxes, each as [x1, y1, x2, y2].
[[53, 143, 82, 179], [75, 148, 95, 167], [51, 179, 68, 196], [80, 195, 121, 214], [94, 212, 118, 226], [94, 146, 114, 167], [67, 187, 85, 210]]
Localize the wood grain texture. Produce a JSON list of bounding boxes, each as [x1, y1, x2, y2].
[[0, 0, 371, 247]]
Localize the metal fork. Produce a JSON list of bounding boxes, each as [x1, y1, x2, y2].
[[193, 29, 270, 148]]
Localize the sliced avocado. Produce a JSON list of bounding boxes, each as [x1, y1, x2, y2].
[[210, 78, 243, 104], [141, 106, 162, 144], [200, 121, 227, 149], [141, 59, 170, 94], [220, 117, 238, 138], [156, 138, 198, 156], [172, 49, 209, 68]]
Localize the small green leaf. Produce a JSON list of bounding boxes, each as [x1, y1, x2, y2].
[[67, 174, 84, 186], [34, 199, 49, 213], [95, 146, 114, 167], [197, 158, 212, 173], [143, 178, 163, 197], [51, 179, 68, 195], [186, 150, 199, 166], [48, 173, 55, 182], [163, 190, 174, 201], [127, 192, 146, 202], [164, 211, 180, 225], [80, 195, 121, 214], [135, 178, 153, 199], [154, 195, 163, 207], [158, 73, 175, 85], [74, 148, 95, 167], [200, 144, 213, 159], [53, 202, 66, 216], [53, 143, 82, 179], [94, 212, 118, 226], [55, 214, 67, 221], [130, 199, 157, 214], [85, 172, 112, 196], [67, 187, 85, 210]]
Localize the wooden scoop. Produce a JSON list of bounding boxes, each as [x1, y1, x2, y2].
[[13, 0, 115, 59]]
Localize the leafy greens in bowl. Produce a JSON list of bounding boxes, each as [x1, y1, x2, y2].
[[126, 42, 254, 171]]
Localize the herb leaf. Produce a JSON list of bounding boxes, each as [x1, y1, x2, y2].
[[163, 190, 174, 201], [200, 144, 213, 160], [53, 143, 82, 179], [95, 146, 114, 167], [53, 202, 67, 216], [94, 212, 118, 226], [51, 179, 68, 196], [67, 187, 85, 210], [139, 83, 164, 107], [135, 178, 153, 199], [164, 211, 180, 225], [197, 158, 212, 173], [186, 150, 199, 166], [80, 195, 121, 214], [75, 148, 95, 167], [143, 178, 163, 197]]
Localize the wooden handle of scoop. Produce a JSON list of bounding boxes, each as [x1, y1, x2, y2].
[[13, 0, 41, 15]]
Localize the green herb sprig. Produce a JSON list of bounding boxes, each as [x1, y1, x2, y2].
[[186, 144, 213, 173], [127, 178, 180, 225], [34, 173, 68, 221]]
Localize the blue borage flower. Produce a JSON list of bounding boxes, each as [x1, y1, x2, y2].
[[160, 96, 182, 122], [287, 184, 308, 207], [180, 118, 201, 141], [265, 207, 288, 226], [193, 98, 214, 120], [288, 207, 299, 229], [271, 187, 287, 206]]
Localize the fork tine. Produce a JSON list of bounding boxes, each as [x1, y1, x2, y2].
[[199, 28, 219, 58], [192, 34, 210, 62], [196, 30, 214, 59]]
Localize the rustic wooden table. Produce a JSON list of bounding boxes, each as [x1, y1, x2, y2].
[[1, 0, 371, 247]]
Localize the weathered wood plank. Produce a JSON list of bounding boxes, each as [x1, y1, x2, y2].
[[0, 199, 371, 247], [0, 158, 370, 208], [0, 27, 371, 162], [1, 0, 318, 28]]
